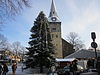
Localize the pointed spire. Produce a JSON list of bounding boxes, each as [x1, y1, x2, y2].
[[48, 0, 60, 22], [49, 0, 58, 17]]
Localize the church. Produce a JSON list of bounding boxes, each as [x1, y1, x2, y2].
[[47, 0, 74, 58]]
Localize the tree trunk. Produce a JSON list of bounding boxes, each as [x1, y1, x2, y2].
[[40, 64, 43, 73]]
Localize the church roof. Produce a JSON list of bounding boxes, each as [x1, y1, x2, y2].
[[62, 38, 73, 46], [48, 0, 60, 22], [65, 49, 100, 59]]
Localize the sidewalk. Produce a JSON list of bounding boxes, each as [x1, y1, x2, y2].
[[7, 65, 99, 75], [80, 72, 98, 75], [7, 65, 27, 75], [7, 63, 58, 75]]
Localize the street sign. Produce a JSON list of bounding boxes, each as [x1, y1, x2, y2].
[[91, 42, 98, 48]]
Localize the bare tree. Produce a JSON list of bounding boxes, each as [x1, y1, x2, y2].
[[0, 0, 31, 25], [66, 32, 85, 51], [0, 34, 12, 56], [0, 34, 7, 44], [12, 41, 27, 55], [12, 41, 27, 62], [0, 33, 8, 49], [12, 41, 21, 56]]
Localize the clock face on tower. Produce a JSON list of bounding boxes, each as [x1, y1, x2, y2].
[[51, 17, 57, 21]]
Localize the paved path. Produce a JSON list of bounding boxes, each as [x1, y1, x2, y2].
[[6, 63, 53, 75], [6, 64, 99, 75], [6, 63, 27, 75]]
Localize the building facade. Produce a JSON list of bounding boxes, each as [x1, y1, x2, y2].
[[48, 0, 63, 58], [62, 39, 75, 58], [48, 0, 74, 58]]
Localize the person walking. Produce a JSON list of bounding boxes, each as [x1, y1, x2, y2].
[[0, 64, 3, 75], [2, 63, 8, 75], [12, 63, 17, 75], [96, 57, 100, 75], [71, 60, 78, 75], [63, 62, 71, 75]]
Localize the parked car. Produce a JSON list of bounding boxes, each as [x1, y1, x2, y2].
[[57, 65, 84, 75], [0, 60, 9, 64], [77, 65, 84, 72]]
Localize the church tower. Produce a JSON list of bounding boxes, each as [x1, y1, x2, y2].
[[48, 0, 63, 58]]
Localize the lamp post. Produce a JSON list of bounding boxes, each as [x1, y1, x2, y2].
[[91, 32, 98, 58], [45, 23, 48, 51]]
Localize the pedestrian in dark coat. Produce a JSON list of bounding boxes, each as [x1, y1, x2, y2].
[[71, 60, 78, 75], [96, 57, 100, 75], [2, 63, 8, 75], [63, 62, 70, 75], [12, 63, 17, 75], [0, 64, 3, 75]]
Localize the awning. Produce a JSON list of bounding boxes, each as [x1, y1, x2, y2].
[[56, 58, 76, 62]]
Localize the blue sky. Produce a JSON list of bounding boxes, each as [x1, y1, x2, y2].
[[1, 0, 100, 48]]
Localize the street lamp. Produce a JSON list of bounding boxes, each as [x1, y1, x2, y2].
[[91, 32, 98, 58]]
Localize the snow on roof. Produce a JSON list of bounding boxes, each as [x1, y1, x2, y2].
[[56, 58, 76, 62]]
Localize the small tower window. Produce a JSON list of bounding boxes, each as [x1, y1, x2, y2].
[[56, 44, 58, 46], [56, 35, 58, 38], [52, 34, 54, 38], [53, 11, 55, 14], [52, 28, 56, 32], [53, 28, 56, 30]]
